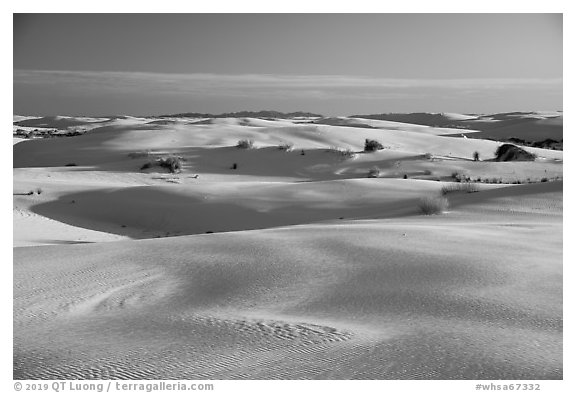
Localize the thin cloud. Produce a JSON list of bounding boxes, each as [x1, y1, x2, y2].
[[14, 69, 562, 101]]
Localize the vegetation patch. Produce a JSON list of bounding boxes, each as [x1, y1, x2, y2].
[[494, 144, 537, 162], [237, 139, 255, 149], [418, 196, 449, 215], [329, 147, 356, 159], [364, 139, 384, 152], [140, 156, 183, 173], [277, 142, 294, 152], [367, 166, 381, 178], [158, 156, 183, 173], [441, 182, 479, 195]]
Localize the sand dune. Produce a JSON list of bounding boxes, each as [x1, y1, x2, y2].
[[462, 116, 563, 142], [13, 113, 562, 379], [314, 116, 480, 136], [351, 111, 563, 142], [14, 183, 562, 379], [13, 115, 111, 130]]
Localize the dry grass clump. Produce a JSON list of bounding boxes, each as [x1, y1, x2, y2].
[[158, 156, 182, 173], [329, 146, 356, 159], [441, 182, 479, 195], [237, 139, 255, 149], [451, 171, 471, 182], [140, 156, 183, 173], [277, 142, 294, 152], [418, 196, 449, 215], [364, 139, 384, 152], [367, 166, 381, 178]]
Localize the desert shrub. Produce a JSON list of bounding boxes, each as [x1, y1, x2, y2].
[[237, 139, 254, 149], [403, 174, 408, 179], [441, 182, 479, 195], [158, 156, 182, 173], [329, 146, 356, 159], [473, 151, 480, 161], [341, 148, 356, 159], [36, 188, 43, 195], [423, 153, 433, 160], [418, 196, 449, 215], [364, 139, 384, 152], [451, 171, 469, 182], [367, 166, 381, 178], [65, 163, 77, 167], [277, 142, 294, 152], [494, 144, 536, 162], [140, 162, 153, 170], [541, 177, 549, 182]]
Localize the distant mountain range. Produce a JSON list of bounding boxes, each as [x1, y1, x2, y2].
[[160, 110, 323, 119]]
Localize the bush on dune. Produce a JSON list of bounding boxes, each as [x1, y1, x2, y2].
[[237, 139, 255, 149], [158, 156, 183, 173], [418, 196, 449, 215], [329, 146, 356, 159], [364, 139, 384, 152], [140, 156, 183, 173], [277, 142, 294, 151], [367, 166, 381, 178], [494, 144, 536, 162], [441, 182, 479, 195]]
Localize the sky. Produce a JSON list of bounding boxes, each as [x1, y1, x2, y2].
[[13, 13, 563, 116]]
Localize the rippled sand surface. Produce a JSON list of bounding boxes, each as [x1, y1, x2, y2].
[[14, 190, 562, 379]]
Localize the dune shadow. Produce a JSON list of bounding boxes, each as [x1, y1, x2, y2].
[[29, 185, 425, 239]]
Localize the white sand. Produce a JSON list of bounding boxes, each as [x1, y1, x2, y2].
[[13, 114, 562, 379]]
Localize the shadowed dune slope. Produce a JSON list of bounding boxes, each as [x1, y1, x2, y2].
[[29, 179, 444, 237]]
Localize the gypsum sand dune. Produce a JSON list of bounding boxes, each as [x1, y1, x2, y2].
[[13, 116, 563, 379], [13, 116, 561, 166], [14, 183, 562, 379]]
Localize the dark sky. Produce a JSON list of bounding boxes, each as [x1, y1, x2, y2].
[[13, 13, 563, 116]]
